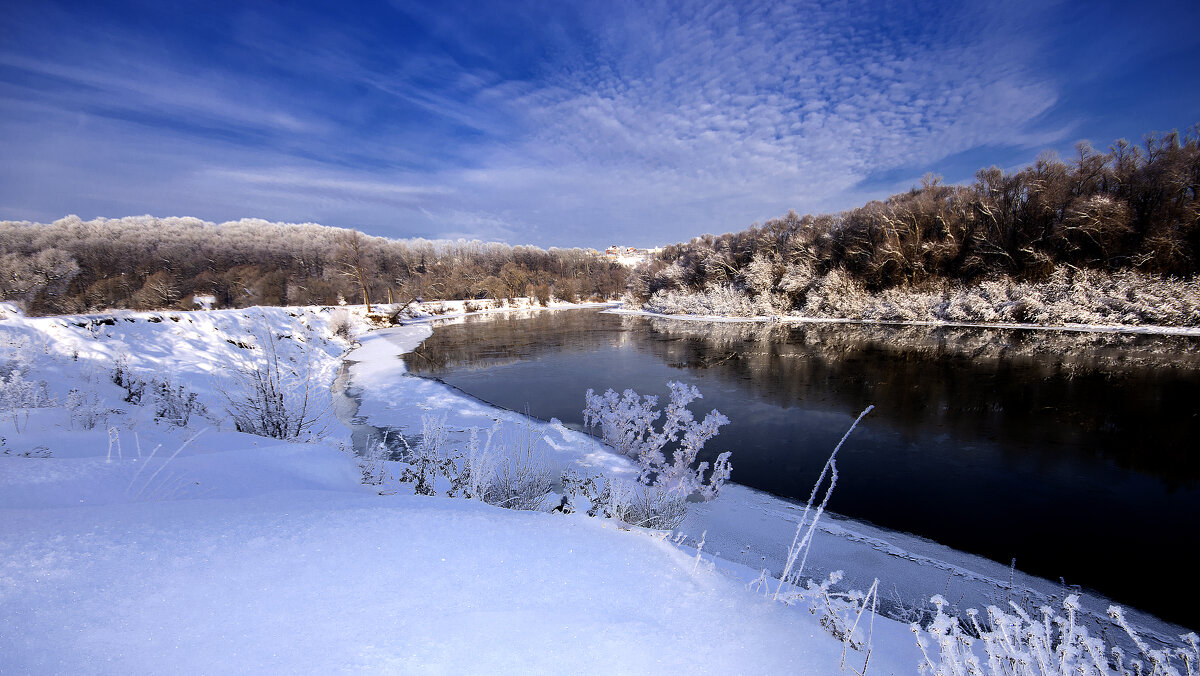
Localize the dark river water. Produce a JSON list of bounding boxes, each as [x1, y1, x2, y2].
[[402, 309, 1200, 627]]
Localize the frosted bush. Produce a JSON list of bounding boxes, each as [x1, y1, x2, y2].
[[0, 369, 53, 432], [479, 446, 553, 511], [913, 595, 1200, 676], [778, 260, 817, 298], [398, 414, 451, 496], [752, 290, 789, 316], [944, 289, 1001, 323], [560, 469, 689, 529], [393, 417, 553, 511], [219, 329, 327, 440], [801, 268, 869, 318], [646, 284, 756, 316], [111, 354, 145, 404], [66, 388, 106, 430], [478, 419, 556, 510], [328, 308, 354, 340], [444, 425, 498, 499], [583, 381, 732, 500], [151, 374, 206, 427]]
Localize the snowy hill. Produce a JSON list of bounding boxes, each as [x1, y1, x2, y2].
[[0, 303, 920, 674]]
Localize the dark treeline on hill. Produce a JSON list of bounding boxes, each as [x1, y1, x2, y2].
[[0, 216, 628, 315], [631, 128, 1200, 320]]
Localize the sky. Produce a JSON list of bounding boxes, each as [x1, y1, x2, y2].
[[1, 0, 1198, 249]]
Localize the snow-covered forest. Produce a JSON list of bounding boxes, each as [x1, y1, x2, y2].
[[629, 129, 1200, 326], [0, 216, 629, 315]]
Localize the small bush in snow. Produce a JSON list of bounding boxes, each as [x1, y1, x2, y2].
[[219, 330, 327, 440], [477, 421, 554, 511], [0, 369, 53, 432], [66, 388, 106, 430], [583, 381, 732, 500], [151, 374, 206, 427], [560, 469, 689, 530], [392, 417, 552, 511], [111, 354, 145, 404], [398, 414, 450, 496], [445, 425, 498, 500], [480, 447, 554, 511], [328, 308, 354, 341], [912, 594, 1200, 676]]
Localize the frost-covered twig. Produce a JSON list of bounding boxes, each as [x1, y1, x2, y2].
[[775, 404, 873, 599]]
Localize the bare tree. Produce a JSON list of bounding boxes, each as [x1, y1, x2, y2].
[[336, 230, 374, 312]]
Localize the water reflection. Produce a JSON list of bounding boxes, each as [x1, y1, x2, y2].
[[403, 310, 1200, 626], [638, 317, 1200, 487]]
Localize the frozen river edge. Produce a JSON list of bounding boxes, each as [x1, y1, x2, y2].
[[342, 305, 1193, 645]]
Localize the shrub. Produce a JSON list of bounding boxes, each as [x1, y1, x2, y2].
[[111, 354, 145, 404], [66, 388, 106, 430], [646, 284, 756, 316], [328, 308, 354, 340], [0, 368, 53, 432], [476, 419, 554, 510], [398, 414, 450, 496], [561, 469, 689, 529], [151, 374, 206, 427], [801, 268, 869, 318], [912, 595, 1200, 676], [480, 447, 553, 511], [583, 381, 732, 500], [392, 417, 553, 511], [219, 330, 326, 440]]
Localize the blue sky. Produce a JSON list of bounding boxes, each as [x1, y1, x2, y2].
[[1, 0, 1198, 248]]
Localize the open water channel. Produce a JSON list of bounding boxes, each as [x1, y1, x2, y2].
[[400, 308, 1200, 627]]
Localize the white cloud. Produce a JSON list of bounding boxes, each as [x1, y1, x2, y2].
[[1, 0, 1075, 247]]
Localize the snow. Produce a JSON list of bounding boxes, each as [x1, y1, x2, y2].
[[0, 303, 924, 674], [351, 307, 1193, 646], [346, 312, 638, 480]]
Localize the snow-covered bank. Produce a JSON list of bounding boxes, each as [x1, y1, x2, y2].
[[344, 317, 636, 481], [7, 476, 918, 673], [3, 303, 927, 674], [351, 308, 1196, 650]]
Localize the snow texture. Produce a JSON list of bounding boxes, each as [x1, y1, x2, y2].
[[3, 303, 927, 674]]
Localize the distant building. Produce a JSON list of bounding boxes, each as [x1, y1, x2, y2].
[[604, 245, 661, 267]]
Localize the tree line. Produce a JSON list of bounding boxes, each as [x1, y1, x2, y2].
[[631, 127, 1200, 306], [0, 216, 628, 315]]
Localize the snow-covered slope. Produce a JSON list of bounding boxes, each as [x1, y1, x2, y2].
[[1, 304, 920, 674]]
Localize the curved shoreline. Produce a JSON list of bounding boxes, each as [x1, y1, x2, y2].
[[340, 305, 1193, 642]]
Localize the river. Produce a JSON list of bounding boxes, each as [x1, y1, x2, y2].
[[399, 308, 1200, 628]]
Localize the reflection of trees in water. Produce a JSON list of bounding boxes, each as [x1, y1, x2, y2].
[[404, 310, 619, 373], [642, 316, 1200, 373], [640, 317, 1200, 487], [404, 310, 1200, 485]]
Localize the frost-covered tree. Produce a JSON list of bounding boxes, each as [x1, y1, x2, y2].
[[0, 216, 628, 314]]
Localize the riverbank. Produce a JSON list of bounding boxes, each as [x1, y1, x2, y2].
[[635, 264, 1200, 331], [361, 307, 1196, 646], [2, 303, 926, 673]]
